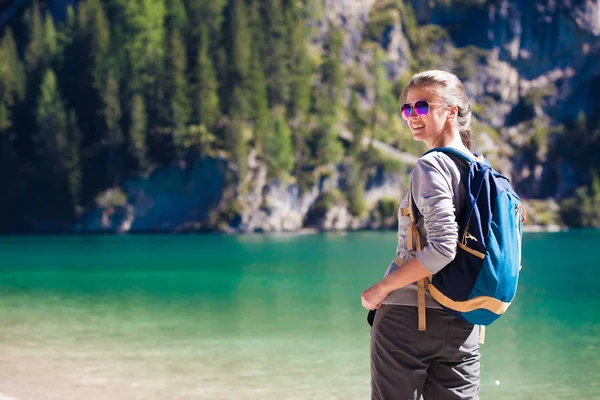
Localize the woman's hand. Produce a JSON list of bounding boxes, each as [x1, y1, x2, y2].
[[361, 282, 389, 310]]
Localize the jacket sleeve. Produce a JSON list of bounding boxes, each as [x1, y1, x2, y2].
[[411, 156, 459, 275]]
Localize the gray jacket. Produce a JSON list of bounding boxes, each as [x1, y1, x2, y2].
[[382, 150, 471, 308]]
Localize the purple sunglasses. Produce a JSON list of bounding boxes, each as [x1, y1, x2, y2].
[[400, 100, 450, 120]]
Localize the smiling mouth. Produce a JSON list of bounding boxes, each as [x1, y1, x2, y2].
[[412, 125, 425, 130]]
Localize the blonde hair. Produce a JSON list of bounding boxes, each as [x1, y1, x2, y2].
[[400, 70, 473, 150]]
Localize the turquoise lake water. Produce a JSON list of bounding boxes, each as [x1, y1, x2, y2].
[[0, 231, 599, 399]]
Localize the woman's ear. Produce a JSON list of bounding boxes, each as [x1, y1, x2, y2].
[[447, 105, 458, 121]]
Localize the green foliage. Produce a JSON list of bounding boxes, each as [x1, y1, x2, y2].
[[103, 69, 123, 147], [191, 26, 220, 129], [164, 28, 190, 154], [0, 29, 25, 108], [95, 187, 127, 208], [79, 0, 111, 90], [35, 68, 80, 217], [43, 13, 58, 62], [128, 93, 148, 170], [346, 163, 367, 216], [373, 49, 398, 116], [0, 103, 10, 132], [185, 0, 226, 52], [247, 39, 269, 155], [109, 0, 166, 92], [409, 25, 448, 72], [317, 27, 345, 116], [187, 124, 218, 158], [398, 0, 418, 43], [66, 111, 83, 208], [288, 4, 312, 118], [312, 115, 343, 165], [523, 85, 557, 107], [224, 112, 249, 182], [35, 69, 68, 157], [165, 0, 188, 33], [559, 171, 600, 228], [262, 0, 291, 106], [348, 91, 367, 155], [522, 199, 560, 227], [264, 111, 294, 177], [365, 1, 397, 42], [227, 0, 251, 85], [377, 197, 399, 219], [25, 1, 45, 73], [451, 45, 487, 81]]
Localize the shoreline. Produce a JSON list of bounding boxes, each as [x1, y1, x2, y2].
[[0, 224, 573, 236]]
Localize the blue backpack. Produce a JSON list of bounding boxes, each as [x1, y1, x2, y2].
[[409, 147, 526, 328]]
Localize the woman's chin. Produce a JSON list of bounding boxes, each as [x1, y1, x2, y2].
[[412, 131, 426, 140]]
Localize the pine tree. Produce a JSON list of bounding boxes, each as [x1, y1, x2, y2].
[[222, 0, 252, 123], [83, 0, 111, 91], [109, 0, 166, 92], [264, 111, 294, 177], [74, 0, 118, 197], [346, 163, 366, 216], [128, 93, 149, 171], [43, 13, 58, 65], [164, 28, 190, 155], [247, 39, 269, 155], [16, 1, 46, 162], [25, 1, 45, 74], [35, 69, 76, 218], [71, 0, 110, 142], [0, 29, 26, 229], [227, 0, 251, 86], [317, 27, 345, 117], [582, 169, 600, 227], [165, 0, 188, 34], [313, 115, 343, 165], [36, 69, 68, 161], [185, 0, 226, 53], [288, 2, 312, 118], [191, 26, 220, 129], [103, 68, 123, 184], [225, 118, 248, 182], [66, 111, 83, 210], [373, 49, 397, 116], [262, 0, 291, 106], [348, 91, 366, 155], [185, 0, 226, 90], [228, 0, 251, 79], [225, 85, 249, 180], [0, 29, 26, 110]]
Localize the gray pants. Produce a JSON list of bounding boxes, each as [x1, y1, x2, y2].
[[371, 305, 480, 400]]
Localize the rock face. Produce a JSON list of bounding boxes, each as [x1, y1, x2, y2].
[[74, 158, 229, 233], [74, 151, 406, 233], [234, 151, 405, 233], [407, 0, 600, 121], [323, 0, 377, 61]]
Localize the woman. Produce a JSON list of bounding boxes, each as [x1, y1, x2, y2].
[[361, 70, 481, 400]]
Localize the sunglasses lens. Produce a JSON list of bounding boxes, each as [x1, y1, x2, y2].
[[401, 104, 411, 120], [414, 100, 429, 116]]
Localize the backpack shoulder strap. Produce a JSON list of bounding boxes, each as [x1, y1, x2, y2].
[[399, 187, 429, 331], [411, 147, 473, 225], [402, 147, 474, 332]]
